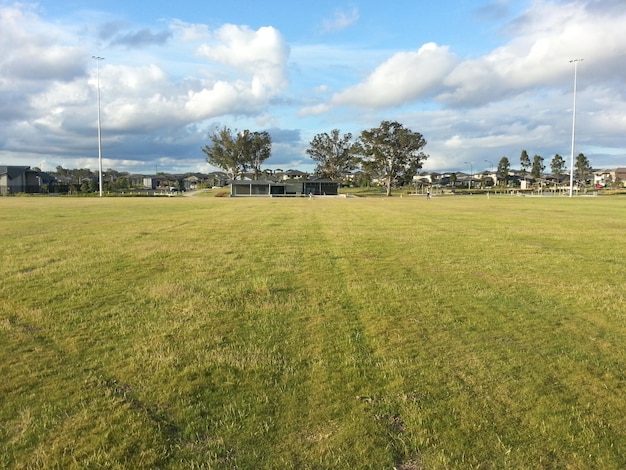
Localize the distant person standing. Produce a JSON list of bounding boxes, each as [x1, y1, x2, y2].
[[426, 190, 431, 200]]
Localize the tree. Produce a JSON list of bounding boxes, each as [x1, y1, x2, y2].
[[202, 127, 242, 180], [354, 121, 428, 196], [239, 130, 272, 180], [306, 129, 358, 180], [550, 154, 566, 184], [202, 127, 271, 181], [352, 171, 372, 188], [575, 153, 592, 188], [497, 157, 510, 187], [531, 154, 544, 180], [113, 176, 130, 191], [520, 150, 531, 181]]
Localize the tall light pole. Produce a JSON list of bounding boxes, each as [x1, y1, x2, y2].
[[569, 59, 582, 198], [464, 161, 473, 189], [93, 56, 105, 197]]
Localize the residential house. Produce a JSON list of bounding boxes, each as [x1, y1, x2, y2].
[[1, 166, 45, 195], [208, 171, 230, 187], [278, 169, 307, 180], [594, 168, 626, 188]]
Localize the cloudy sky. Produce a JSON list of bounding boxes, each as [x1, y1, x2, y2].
[[1, 0, 625, 175]]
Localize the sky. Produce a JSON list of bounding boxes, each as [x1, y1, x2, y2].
[[1, 0, 625, 175]]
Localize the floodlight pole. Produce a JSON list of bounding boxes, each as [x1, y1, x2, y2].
[[569, 59, 582, 198], [93, 56, 105, 197]]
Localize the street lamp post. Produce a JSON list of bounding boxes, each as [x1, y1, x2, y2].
[[464, 161, 473, 189], [569, 59, 582, 198], [93, 56, 105, 197]]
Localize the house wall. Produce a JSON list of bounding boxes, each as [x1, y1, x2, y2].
[[231, 182, 276, 196], [231, 183, 251, 195], [613, 168, 626, 185], [230, 181, 339, 196], [143, 177, 157, 190], [0, 169, 41, 194], [302, 181, 339, 195], [284, 181, 302, 194]]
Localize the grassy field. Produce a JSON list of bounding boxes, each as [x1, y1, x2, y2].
[[1, 194, 625, 469]]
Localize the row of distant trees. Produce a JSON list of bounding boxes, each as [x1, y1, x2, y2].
[[203, 120, 429, 197], [52, 166, 133, 192], [203, 122, 603, 196], [496, 151, 592, 187], [51, 166, 197, 193]]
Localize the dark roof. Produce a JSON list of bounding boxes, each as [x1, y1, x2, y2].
[[283, 169, 307, 176], [306, 177, 338, 182], [0, 166, 31, 179], [37, 171, 56, 184]]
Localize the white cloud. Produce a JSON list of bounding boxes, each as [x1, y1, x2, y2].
[[321, 6, 360, 33], [310, 0, 626, 114], [0, 6, 292, 171], [169, 20, 211, 42], [196, 24, 289, 95], [440, 0, 626, 106], [0, 5, 85, 84], [329, 43, 458, 108]]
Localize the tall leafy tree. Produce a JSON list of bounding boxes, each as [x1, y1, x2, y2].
[[497, 157, 510, 187], [240, 130, 272, 180], [55, 165, 69, 176], [575, 153, 592, 187], [531, 154, 545, 179], [520, 150, 531, 181], [306, 129, 358, 180], [202, 127, 243, 181], [202, 127, 272, 181], [550, 154, 566, 184], [355, 121, 428, 196]]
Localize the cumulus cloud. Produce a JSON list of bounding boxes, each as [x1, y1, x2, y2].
[[329, 43, 458, 108], [172, 24, 291, 121], [305, 0, 626, 120], [440, 0, 626, 106], [0, 5, 85, 83], [0, 4, 294, 172], [197, 24, 289, 94]]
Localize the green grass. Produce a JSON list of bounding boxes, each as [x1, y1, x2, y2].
[[1, 195, 625, 469]]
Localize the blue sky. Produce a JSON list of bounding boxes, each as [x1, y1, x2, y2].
[[1, 0, 625, 175]]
